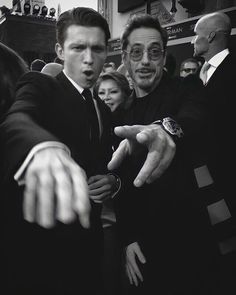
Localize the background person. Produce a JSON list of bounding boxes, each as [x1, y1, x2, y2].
[[41, 62, 63, 77], [191, 11, 236, 294], [94, 70, 131, 295], [30, 58, 46, 72], [102, 61, 117, 73], [0, 42, 29, 117], [179, 57, 200, 77], [0, 42, 29, 293], [96, 71, 131, 113]]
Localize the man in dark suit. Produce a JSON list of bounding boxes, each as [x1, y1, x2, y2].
[[107, 13, 215, 295], [191, 12, 236, 294], [0, 7, 117, 295]]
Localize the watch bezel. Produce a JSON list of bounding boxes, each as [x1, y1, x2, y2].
[[153, 117, 184, 139]]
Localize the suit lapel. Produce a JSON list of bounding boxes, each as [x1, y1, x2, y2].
[[56, 71, 85, 104], [94, 93, 111, 139], [206, 54, 231, 88]]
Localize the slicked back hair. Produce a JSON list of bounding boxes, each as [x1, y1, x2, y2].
[[121, 14, 168, 51], [56, 7, 111, 47]]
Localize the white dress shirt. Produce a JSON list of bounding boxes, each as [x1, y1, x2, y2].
[[204, 48, 229, 84]]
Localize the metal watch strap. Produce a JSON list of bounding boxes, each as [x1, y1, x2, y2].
[[153, 117, 184, 140]]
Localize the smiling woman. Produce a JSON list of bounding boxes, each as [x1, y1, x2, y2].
[[95, 71, 132, 112]]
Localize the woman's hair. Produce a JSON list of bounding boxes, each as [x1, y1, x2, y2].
[[56, 7, 111, 46], [94, 71, 132, 105], [0, 42, 29, 116]]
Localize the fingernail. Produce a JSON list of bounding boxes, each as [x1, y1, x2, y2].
[[134, 178, 142, 187]]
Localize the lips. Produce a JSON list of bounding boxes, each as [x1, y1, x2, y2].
[[137, 68, 152, 74], [83, 70, 94, 77]]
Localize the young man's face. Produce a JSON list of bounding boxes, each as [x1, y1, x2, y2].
[[56, 25, 107, 88], [122, 27, 166, 97]]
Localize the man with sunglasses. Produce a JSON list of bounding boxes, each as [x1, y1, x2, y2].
[[179, 57, 199, 78], [109, 13, 214, 295]]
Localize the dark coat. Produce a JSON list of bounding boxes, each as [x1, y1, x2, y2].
[[192, 52, 236, 295], [114, 73, 220, 294], [0, 71, 113, 295]]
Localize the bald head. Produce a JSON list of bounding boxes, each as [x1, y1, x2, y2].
[[196, 12, 231, 35], [192, 12, 231, 60], [41, 62, 63, 77]]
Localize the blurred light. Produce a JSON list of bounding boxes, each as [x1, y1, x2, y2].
[[49, 7, 56, 17], [33, 4, 40, 15], [170, 0, 177, 16], [24, 3, 31, 15], [41, 5, 48, 17]]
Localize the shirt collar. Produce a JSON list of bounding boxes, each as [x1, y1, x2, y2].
[[63, 69, 93, 95], [208, 48, 229, 68]]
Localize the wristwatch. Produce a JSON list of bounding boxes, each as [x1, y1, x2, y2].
[[153, 117, 184, 140]]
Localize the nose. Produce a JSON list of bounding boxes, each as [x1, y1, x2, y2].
[[103, 92, 111, 101], [84, 48, 93, 64], [100, 91, 110, 101], [141, 50, 150, 64]]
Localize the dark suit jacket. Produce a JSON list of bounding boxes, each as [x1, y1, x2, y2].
[[194, 53, 236, 294], [203, 53, 235, 195], [0, 71, 113, 295], [114, 73, 214, 293]]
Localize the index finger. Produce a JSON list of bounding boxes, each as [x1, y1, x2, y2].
[[133, 130, 164, 187]]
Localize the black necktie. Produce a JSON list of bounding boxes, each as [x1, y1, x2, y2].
[[82, 89, 100, 146]]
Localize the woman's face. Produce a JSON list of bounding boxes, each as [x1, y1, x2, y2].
[[98, 79, 125, 112]]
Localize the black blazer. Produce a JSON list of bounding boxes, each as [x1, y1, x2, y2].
[[203, 53, 235, 194], [0, 71, 113, 294]]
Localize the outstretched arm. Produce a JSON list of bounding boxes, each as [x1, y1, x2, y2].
[[108, 124, 176, 187]]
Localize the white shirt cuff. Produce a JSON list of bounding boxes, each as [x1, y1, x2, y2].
[[14, 141, 71, 186]]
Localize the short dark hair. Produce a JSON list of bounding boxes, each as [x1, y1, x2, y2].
[[94, 71, 131, 100], [180, 57, 199, 71], [30, 59, 46, 71], [121, 14, 168, 51], [56, 7, 111, 46], [103, 62, 116, 69]]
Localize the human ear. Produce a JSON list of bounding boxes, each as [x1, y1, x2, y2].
[[55, 43, 65, 61], [208, 31, 216, 43]]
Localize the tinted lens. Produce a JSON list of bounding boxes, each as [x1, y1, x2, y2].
[[183, 68, 197, 73], [149, 48, 163, 60], [130, 48, 143, 60], [130, 48, 163, 61]]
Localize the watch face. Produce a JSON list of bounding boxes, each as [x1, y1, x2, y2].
[[162, 117, 184, 138]]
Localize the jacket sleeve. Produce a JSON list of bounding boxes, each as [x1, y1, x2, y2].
[[0, 72, 59, 181]]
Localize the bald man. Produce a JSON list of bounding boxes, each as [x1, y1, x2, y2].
[[191, 12, 236, 294]]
